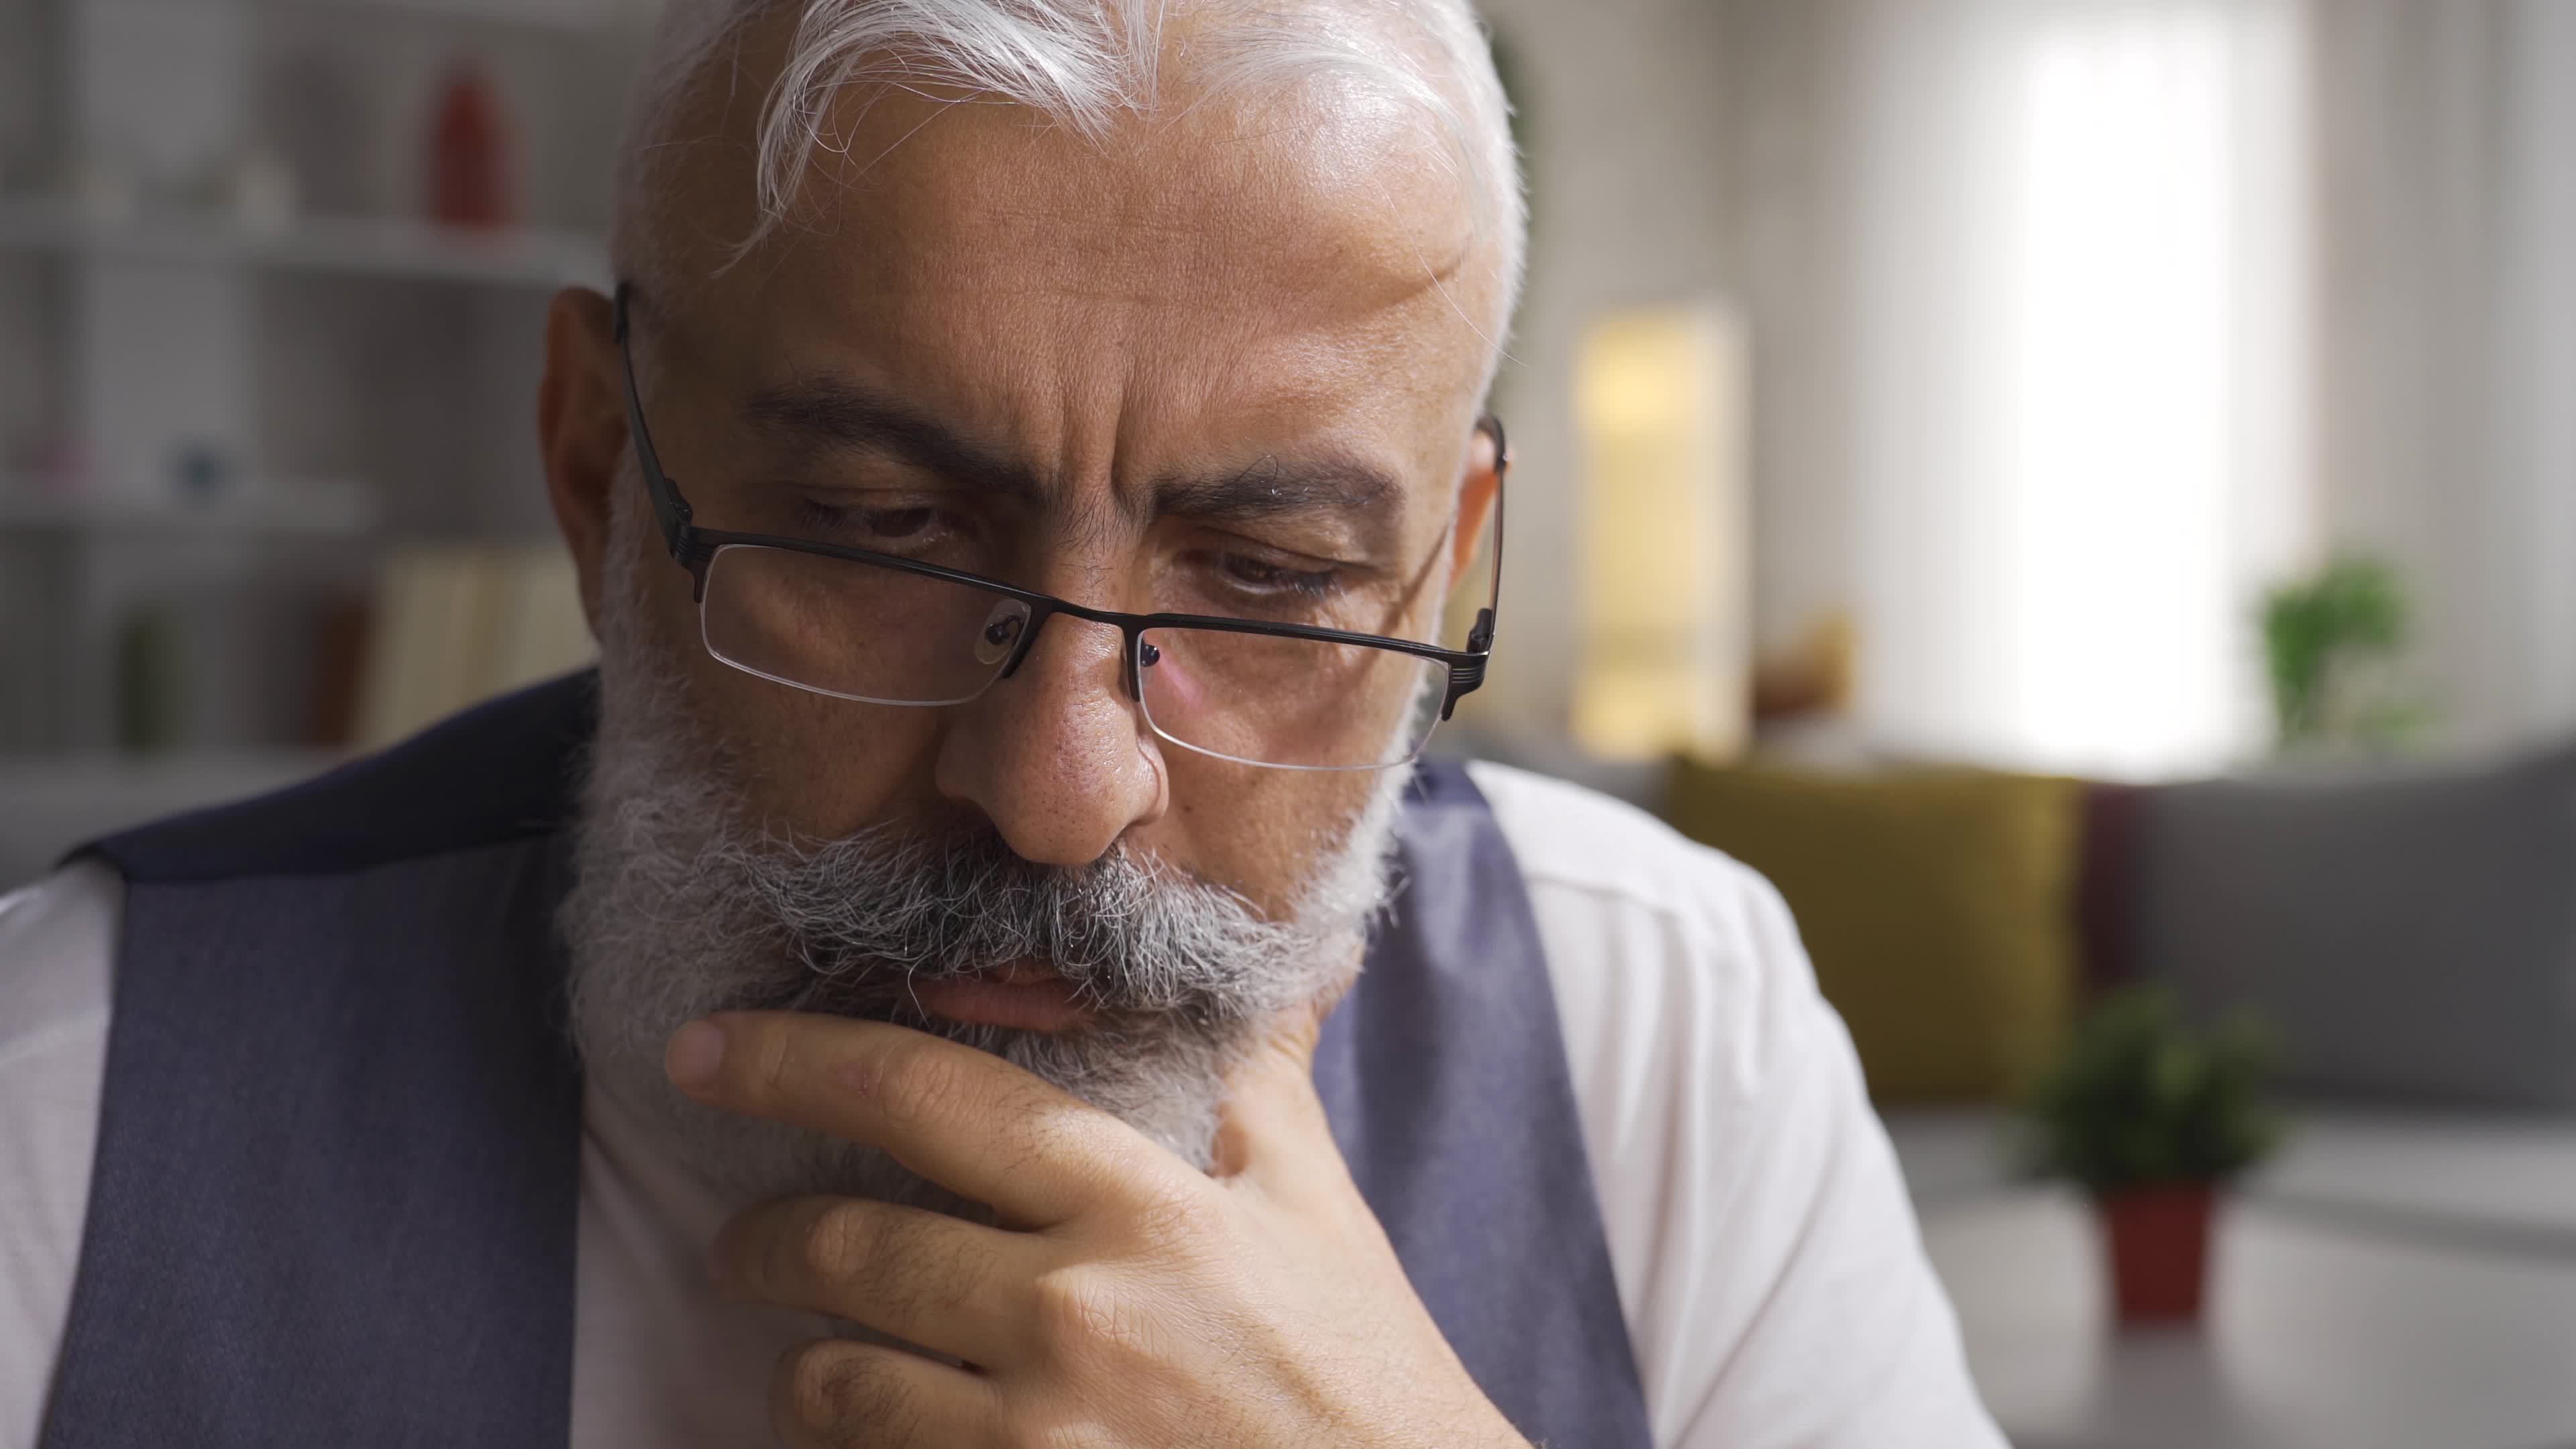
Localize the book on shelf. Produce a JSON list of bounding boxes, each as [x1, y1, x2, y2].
[[350, 542, 594, 749]]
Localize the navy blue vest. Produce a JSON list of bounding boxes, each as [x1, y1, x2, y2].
[[38, 674, 1648, 1448]]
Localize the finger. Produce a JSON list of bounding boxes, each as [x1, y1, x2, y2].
[[771, 1337, 997, 1449], [1210, 994, 1347, 1191], [712, 1194, 1032, 1367], [667, 1011, 1173, 1228]]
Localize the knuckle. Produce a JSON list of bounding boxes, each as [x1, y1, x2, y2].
[[1125, 1175, 1222, 1249], [987, 1098, 1079, 1183], [745, 1019, 800, 1099], [792, 1201, 876, 1288], [875, 1038, 975, 1130], [1029, 1265, 1116, 1344], [773, 1341, 898, 1444], [1028, 1266, 1139, 1360]]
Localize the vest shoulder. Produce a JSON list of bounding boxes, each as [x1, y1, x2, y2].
[[80, 674, 597, 883]]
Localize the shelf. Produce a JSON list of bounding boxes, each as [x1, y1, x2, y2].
[[0, 482, 379, 539], [266, 0, 641, 32], [89, 0, 645, 37], [0, 196, 608, 290]]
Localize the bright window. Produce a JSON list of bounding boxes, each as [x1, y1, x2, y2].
[[1856, 0, 2311, 779]]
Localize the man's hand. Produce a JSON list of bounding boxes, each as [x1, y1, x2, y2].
[[662, 1008, 1532, 1449]]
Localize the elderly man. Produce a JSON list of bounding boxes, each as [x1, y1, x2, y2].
[[0, 2, 2000, 1446]]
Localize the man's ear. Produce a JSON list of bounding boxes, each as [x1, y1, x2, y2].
[[537, 286, 625, 639], [1448, 421, 1503, 594]]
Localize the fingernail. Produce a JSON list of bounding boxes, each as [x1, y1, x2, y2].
[[665, 1019, 726, 1089]]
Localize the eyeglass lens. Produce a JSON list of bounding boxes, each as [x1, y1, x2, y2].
[[698, 543, 1452, 769]]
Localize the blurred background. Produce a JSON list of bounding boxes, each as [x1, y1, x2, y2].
[[3, 1, 2574, 1446]]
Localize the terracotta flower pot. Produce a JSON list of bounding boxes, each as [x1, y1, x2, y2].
[[2097, 1182, 2216, 1325]]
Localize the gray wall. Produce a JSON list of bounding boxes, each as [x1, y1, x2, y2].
[[1467, 0, 1735, 745]]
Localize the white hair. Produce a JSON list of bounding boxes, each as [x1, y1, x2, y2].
[[609, 0, 1525, 370]]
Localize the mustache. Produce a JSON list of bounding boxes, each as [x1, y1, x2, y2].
[[712, 822, 1324, 1025]]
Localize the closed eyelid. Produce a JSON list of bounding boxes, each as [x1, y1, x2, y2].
[[1193, 538, 1369, 577]]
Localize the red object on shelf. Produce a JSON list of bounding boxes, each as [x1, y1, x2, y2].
[[427, 62, 514, 229], [2098, 1183, 2216, 1325]]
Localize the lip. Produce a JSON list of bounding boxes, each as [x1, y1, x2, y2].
[[910, 963, 1091, 1033]]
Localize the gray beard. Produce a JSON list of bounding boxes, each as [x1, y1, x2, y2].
[[559, 517, 1410, 1216]]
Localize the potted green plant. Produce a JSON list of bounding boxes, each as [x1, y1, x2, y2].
[[2261, 555, 2425, 753], [2015, 985, 2284, 1324]]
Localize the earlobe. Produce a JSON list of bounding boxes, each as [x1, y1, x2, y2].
[[537, 286, 625, 637]]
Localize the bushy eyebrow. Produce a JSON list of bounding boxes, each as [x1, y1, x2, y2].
[[742, 380, 1046, 504], [1152, 456, 1399, 529], [742, 378, 1406, 533]]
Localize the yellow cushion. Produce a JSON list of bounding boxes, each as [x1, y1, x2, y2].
[[1663, 761, 2081, 1102]]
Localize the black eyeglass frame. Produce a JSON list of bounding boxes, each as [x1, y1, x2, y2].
[[610, 282, 1505, 737]]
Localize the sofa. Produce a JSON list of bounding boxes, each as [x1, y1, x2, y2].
[[1460, 733, 2576, 1448]]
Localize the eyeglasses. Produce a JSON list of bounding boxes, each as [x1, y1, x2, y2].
[[611, 284, 1504, 771]]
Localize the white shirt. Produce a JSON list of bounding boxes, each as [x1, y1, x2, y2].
[[0, 761, 2003, 1448]]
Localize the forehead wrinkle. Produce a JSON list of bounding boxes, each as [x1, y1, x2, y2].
[[797, 76, 1486, 325], [667, 72, 1495, 562]]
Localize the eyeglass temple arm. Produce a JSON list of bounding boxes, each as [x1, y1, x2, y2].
[[1468, 413, 1507, 655], [1435, 417, 1507, 723], [611, 282, 697, 558]]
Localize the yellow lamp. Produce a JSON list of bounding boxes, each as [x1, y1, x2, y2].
[[1571, 303, 1750, 761]]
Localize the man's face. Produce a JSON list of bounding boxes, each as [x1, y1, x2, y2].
[[545, 27, 1504, 1200], [608, 43, 1501, 926]]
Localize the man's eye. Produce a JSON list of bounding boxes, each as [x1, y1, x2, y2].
[[1220, 553, 1340, 598], [859, 507, 934, 539], [797, 500, 952, 543]]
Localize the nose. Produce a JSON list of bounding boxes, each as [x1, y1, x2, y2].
[[932, 606, 1167, 867]]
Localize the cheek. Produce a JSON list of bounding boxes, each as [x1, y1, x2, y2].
[[727, 683, 945, 837], [1159, 755, 1385, 918], [651, 588, 945, 839]]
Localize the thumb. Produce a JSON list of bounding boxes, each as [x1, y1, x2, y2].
[[1209, 991, 1342, 1185]]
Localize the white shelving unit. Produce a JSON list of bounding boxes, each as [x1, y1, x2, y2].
[[0, 0, 644, 796], [0, 195, 607, 288], [266, 0, 635, 34], [0, 474, 379, 535]]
